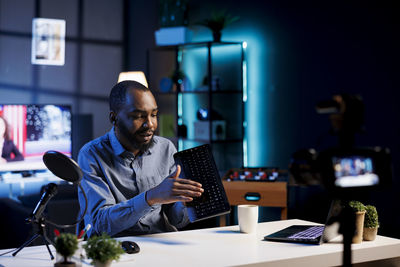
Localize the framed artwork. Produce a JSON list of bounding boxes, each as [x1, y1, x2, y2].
[[31, 18, 66, 66]]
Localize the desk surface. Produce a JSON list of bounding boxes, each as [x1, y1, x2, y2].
[[1, 219, 400, 267]]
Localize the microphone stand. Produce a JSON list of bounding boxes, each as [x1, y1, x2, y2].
[[7, 151, 88, 260], [12, 216, 54, 259]]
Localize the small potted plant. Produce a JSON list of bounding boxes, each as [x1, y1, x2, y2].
[[83, 233, 124, 267], [363, 205, 379, 241], [349, 200, 366, 244], [54, 233, 79, 267], [197, 10, 239, 42]]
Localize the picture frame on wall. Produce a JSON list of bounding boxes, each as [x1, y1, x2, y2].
[[31, 18, 66, 66]]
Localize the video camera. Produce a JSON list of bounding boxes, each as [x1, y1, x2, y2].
[[289, 94, 392, 198], [290, 146, 392, 198], [288, 94, 393, 266]]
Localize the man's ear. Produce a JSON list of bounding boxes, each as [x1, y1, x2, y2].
[[109, 111, 117, 125]]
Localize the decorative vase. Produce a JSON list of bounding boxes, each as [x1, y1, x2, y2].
[[212, 31, 222, 42], [93, 260, 112, 267], [352, 211, 366, 244], [363, 227, 378, 241]]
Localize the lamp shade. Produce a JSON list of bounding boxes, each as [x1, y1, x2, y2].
[[118, 71, 148, 88]]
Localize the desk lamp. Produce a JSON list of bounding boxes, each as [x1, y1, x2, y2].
[[118, 71, 148, 87]]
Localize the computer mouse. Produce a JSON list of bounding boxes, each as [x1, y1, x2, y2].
[[121, 241, 140, 254]]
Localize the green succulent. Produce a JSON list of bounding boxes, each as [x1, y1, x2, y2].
[[364, 205, 379, 228], [54, 233, 78, 263], [349, 200, 366, 212], [83, 233, 124, 264], [197, 10, 239, 32]]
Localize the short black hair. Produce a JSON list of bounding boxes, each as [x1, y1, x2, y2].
[[109, 80, 149, 113]]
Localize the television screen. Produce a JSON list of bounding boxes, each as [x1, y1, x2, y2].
[[0, 104, 71, 173]]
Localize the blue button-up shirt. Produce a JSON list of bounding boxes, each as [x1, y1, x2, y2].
[[77, 128, 189, 237]]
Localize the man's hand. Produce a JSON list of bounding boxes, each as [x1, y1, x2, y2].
[[145, 165, 204, 206]]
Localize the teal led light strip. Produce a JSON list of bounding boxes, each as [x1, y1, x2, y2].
[[177, 92, 183, 151], [242, 41, 248, 167], [242, 42, 248, 102], [177, 48, 183, 126], [177, 48, 183, 151], [177, 93, 183, 125]]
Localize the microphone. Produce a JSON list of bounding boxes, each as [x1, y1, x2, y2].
[[41, 151, 87, 228], [27, 183, 58, 222]]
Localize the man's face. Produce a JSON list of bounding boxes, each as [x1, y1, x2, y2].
[[114, 89, 158, 152]]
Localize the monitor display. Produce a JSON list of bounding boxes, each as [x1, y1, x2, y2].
[[332, 156, 379, 188], [0, 104, 71, 173]]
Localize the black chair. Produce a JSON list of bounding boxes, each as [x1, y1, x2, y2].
[[0, 198, 32, 249], [0, 182, 80, 249]]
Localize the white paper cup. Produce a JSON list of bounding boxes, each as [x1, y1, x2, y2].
[[238, 205, 259, 234]]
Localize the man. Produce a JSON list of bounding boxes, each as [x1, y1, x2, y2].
[[77, 80, 203, 237]]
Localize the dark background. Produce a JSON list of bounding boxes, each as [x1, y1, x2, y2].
[[128, 0, 400, 237]]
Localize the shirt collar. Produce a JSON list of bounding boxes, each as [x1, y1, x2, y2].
[[109, 127, 126, 157], [109, 127, 157, 157]]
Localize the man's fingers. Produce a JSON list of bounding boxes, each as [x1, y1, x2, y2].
[[172, 165, 202, 188], [172, 188, 202, 197], [175, 196, 193, 202], [172, 165, 181, 179], [174, 177, 203, 188], [173, 181, 204, 193]]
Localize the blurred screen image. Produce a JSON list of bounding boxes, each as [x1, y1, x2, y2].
[[0, 104, 71, 172], [332, 156, 379, 188]]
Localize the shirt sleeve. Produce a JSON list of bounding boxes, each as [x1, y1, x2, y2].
[[162, 140, 190, 229], [163, 202, 190, 229], [78, 146, 152, 237]]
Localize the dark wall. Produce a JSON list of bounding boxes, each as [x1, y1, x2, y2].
[[189, 1, 400, 165], [0, 0, 125, 139]]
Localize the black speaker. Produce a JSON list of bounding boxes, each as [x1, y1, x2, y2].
[[72, 114, 93, 160]]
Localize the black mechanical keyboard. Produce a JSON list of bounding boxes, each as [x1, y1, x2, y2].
[[174, 144, 231, 222]]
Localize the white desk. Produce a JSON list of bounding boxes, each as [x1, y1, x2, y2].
[[1, 219, 399, 267]]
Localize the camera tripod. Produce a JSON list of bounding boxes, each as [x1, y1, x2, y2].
[[12, 216, 54, 260], [338, 203, 356, 267]]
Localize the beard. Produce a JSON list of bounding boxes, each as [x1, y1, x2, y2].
[[117, 120, 155, 153]]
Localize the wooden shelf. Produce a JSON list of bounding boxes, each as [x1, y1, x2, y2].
[[179, 138, 243, 143], [221, 180, 288, 225], [155, 90, 243, 95], [152, 41, 243, 51]]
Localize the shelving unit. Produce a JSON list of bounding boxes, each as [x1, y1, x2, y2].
[[147, 41, 246, 173]]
